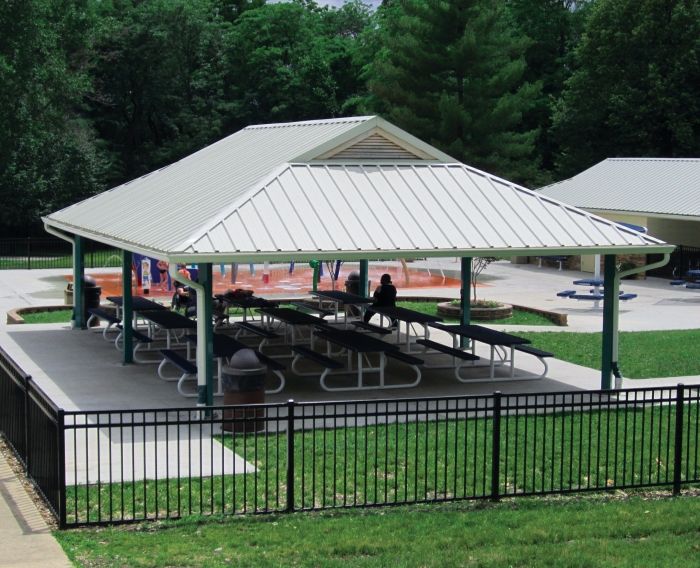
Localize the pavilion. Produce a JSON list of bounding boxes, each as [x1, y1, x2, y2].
[[43, 116, 673, 405]]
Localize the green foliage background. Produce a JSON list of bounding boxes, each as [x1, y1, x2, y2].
[[1, 0, 698, 234]]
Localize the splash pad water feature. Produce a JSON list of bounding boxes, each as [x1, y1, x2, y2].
[[73, 262, 463, 299]]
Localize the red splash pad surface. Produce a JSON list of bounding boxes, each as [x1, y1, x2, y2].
[[70, 265, 462, 299]]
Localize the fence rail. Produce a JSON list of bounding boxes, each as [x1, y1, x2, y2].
[[1, 347, 699, 529], [0, 237, 121, 270]]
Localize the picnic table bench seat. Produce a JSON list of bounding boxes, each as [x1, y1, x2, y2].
[[513, 344, 553, 378], [291, 345, 344, 369], [235, 321, 279, 339], [416, 339, 480, 361], [158, 349, 198, 398], [351, 321, 392, 335], [384, 350, 424, 366], [556, 290, 576, 297], [289, 300, 335, 318], [686, 283, 700, 289], [87, 307, 121, 340]]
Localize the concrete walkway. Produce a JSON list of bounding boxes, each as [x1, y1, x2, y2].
[[0, 452, 71, 567]]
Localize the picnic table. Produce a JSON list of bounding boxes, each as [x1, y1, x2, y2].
[[429, 322, 533, 381], [308, 328, 421, 391], [257, 306, 328, 346], [371, 305, 442, 351], [136, 308, 196, 349], [106, 295, 167, 322], [311, 289, 373, 324], [183, 334, 285, 394]]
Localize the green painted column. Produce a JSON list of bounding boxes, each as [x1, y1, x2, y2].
[[73, 236, 85, 329], [198, 263, 214, 407], [121, 251, 133, 364], [601, 254, 620, 390], [359, 260, 369, 297], [460, 257, 472, 348]]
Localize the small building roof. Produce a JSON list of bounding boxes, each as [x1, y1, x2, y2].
[[538, 158, 700, 219], [44, 119, 673, 262]]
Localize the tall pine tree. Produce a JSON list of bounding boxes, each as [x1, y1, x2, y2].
[[552, 0, 700, 177], [363, 0, 541, 185]]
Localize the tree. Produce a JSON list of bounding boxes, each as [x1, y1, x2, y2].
[[552, 0, 700, 177], [88, 0, 231, 186], [223, 2, 342, 129], [505, 0, 589, 178], [471, 257, 497, 302], [361, 0, 541, 185], [0, 0, 103, 234]]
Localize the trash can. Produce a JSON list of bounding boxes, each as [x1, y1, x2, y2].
[[221, 349, 266, 433], [66, 277, 102, 325]]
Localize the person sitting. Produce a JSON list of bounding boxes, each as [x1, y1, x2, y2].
[[363, 273, 398, 327]]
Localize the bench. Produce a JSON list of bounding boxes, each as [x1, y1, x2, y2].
[[114, 328, 154, 362], [619, 293, 638, 301], [686, 283, 700, 289], [158, 349, 198, 398], [513, 344, 553, 378], [416, 338, 482, 382], [255, 351, 287, 394], [290, 301, 335, 318], [351, 321, 392, 335], [670, 280, 686, 286], [556, 290, 576, 297], [291, 345, 344, 386], [87, 307, 121, 340], [384, 350, 424, 366], [235, 321, 279, 350], [570, 294, 604, 300], [416, 339, 480, 361]]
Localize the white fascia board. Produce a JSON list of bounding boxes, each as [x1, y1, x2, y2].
[[166, 243, 676, 265], [585, 208, 700, 223], [43, 218, 170, 261]]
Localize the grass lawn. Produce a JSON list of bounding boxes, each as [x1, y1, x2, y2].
[[519, 329, 700, 379], [397, 300, 553, 326], [55, 493, 700, 567], [20, 309, 73, 324], [66, 403, 695, 525]]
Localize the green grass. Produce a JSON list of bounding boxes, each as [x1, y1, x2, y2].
[[55, 494, 700, 567], [21, 309, 73, 324], [397, 300, 553, 326], [65, 404, 697, 525], [518, 329, 700, 379]]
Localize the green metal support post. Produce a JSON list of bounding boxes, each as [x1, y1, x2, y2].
[[460, 257, 472, 348], [601, 254, 620, 390], [359, 260, 369, 297], [73, 236, 85, 329], [121, 251, 133, 364], [198, 263, 214, 407]]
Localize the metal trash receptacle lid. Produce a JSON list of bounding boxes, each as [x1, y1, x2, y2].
[[222, 349, 266, 392]]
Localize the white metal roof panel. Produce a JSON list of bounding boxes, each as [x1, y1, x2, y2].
[[185, 163, 668, 260], [538, 158, 700, 217], [44, 117, 375, 252]]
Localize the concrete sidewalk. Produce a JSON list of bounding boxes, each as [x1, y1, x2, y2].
[[0, 452, 71, 567]]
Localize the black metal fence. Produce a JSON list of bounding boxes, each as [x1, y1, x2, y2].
[[648, 245, 700, 279], [1, 347, 698, 529], [0, 237, 121, 270], [0, 347, 64, 522]]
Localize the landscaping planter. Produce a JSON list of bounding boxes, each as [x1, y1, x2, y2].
[[437, 301, 513, 321]]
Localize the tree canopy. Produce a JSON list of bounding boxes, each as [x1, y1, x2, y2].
[[1, 0, 699, 234]]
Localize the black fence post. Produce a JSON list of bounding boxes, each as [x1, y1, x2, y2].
[[491, 391, 502, 501], [673, 384, 685, 496], [23, 375, 31, 472], [56, 409, 67, 529], [26, 237, 31, 270], [286, 399, 295, 512]]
